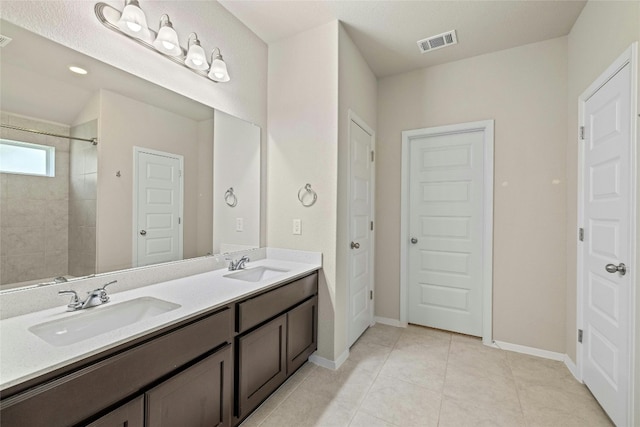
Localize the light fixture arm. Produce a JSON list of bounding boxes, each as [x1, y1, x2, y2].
[[158, 13, 172, 28], [210, 47, 222, 62], [188, 32, 201, 48]]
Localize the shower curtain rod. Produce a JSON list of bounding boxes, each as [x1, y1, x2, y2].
[[0, 124, 98, 145]]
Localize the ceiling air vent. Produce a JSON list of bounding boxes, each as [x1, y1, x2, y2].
[[0, 34, 13, 48], [417, 30, 457, 53]]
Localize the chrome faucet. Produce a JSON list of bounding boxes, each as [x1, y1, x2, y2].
[[228, 255, 250, 271], [58, 280, 117, 312]]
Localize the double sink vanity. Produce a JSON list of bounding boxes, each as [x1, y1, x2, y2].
[[0, 249, 321, 427]]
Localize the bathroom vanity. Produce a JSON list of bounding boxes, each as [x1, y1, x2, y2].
[[0, 254, 320, 427]]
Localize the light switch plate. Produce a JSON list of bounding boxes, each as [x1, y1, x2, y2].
[[293, 219, 302, 235], [236, 218, 244, 232]]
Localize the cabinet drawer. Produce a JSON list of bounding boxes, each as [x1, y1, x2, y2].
[[237, 272, 317, 333], [86, 396, 144, 427], [0, 306, 232, 427]]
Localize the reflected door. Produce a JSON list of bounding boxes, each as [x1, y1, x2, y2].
[[135, 149, 183, 267], [408, 130, 485, 336], [581, 61, 632, 427]]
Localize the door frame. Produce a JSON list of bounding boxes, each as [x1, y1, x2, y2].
[[400, 120, 494, 345], [576, 42, 637, 425], [132, 146, 184, 267], [347, 109, 376, 346]]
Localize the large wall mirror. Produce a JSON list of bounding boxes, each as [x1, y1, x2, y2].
[[0, 20, 261, 291]]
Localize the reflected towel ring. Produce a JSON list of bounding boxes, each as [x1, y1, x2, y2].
[[297, 183, 317, 207], [224, 187, 238, 207]]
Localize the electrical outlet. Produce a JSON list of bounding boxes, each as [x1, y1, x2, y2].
[[236, 218, 244, 232], [292, 219, 302, 235]]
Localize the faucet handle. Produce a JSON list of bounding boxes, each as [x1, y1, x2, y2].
[[101, 280, 117, 291], [59, 290, 80, 311], [98, 280, 117, 303]]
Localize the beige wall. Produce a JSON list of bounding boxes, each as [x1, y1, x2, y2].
[[565, 0, 640, 365], [337, 24, 378, 352], [97, 90, 209, 272], [377, 37, 568, 352], [267, 22, 339, 360]]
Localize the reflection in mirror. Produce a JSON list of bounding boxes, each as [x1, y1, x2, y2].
[[0, 20, 260, 291]]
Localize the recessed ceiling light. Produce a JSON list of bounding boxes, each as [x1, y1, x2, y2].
[[69, 66, 88, 75]]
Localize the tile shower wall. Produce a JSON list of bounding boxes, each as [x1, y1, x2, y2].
[[68, 120, 97, 277], [0, 112, 70, 286]]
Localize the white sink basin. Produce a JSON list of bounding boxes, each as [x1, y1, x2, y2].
[[29, 297, 181, 347], [224, 266, 289, 283]]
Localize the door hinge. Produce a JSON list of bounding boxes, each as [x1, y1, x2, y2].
[[578, 329, 583, 343], [178, 169, 182, 177], [178, 217, 181, 225], [579, 228, 584, 242], [369, 290, 373, 300], [371, 151, 375, 162], [579, 126, 585, 140], [370, 221, 374, 231]]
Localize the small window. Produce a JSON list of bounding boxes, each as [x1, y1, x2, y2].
[[0, 139, 55, 177]]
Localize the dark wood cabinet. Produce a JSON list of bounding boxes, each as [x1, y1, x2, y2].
[[146, 345, 232, 427], [236, 314, 287, 420], [287, 296, 317, 376], [86, 396, 144, 427]]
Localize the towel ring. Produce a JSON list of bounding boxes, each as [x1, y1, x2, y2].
[[297, 183, 317, 207], [224, 187, 238, 207]]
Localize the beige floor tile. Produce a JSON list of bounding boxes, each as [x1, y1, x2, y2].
[[296, 360, 377, 409], [349, 411, 397, 427], [518, 384, 613, 427], [355, 323, 403, 348], [394, 328, 451, 354], [443, 364, 521, 407], [507, 351, 591, 397], [359, 374, 441, 426], [259, 389, 354, 427], [378, 348, 447, 392], [438, 395, 526, 427], [447, 339, 511, 380], [348, 340, 393, 373]]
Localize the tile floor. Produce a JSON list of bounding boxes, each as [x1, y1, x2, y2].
[[240, 323, 613, 427]]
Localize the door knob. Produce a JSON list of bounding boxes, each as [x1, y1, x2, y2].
[[605, 263, 626, 275], [350, 242, 360, 249], [139, 230, 147, 236], [410, 238, 418, 244]]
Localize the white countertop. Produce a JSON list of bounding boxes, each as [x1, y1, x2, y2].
[[0, 257, 320, 392]]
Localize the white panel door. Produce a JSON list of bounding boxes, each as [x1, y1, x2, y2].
[[136, 150, 182, 267], [408, 130, 484, 336], [581, 62, 632, 427], [348, 119, 374, 346]]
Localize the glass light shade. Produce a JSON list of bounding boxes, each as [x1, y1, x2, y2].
[[116, 1, 152, 42], [185, 43, 209, 70], [208, 56, 230, 82], [153, 21, 181, 56]]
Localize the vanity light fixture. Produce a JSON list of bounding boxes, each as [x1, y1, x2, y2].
[[153, 14, 181, 57], [116, 0, 152, 42], [185, 33, 208, 71], [95, 1, 231, 83], [208, 48, 230, 82]]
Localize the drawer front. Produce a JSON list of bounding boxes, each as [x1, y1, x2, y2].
[[0, 307, 232, 427], [86, 396, 144, 427], [237, 272, 318, 333]]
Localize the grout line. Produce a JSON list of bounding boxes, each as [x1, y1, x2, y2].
[[436, 333, 453, 426], [504, 351, 529, 427]]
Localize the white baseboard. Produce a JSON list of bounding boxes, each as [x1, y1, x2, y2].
[[493, 340, 565, 361], [309, 348, 349, 370], [563, 354, 582, 382], [374, 316, 408, 328]]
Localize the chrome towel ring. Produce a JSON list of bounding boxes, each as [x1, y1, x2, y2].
[[224, 187, 238, 207], [298, 183, 317, 207]]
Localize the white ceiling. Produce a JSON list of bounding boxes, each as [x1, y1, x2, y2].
[[218, 0, 586, 78]]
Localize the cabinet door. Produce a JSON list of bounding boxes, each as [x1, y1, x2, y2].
[[86, 396, 144, 427], [287, 296, 318, 376], [146, 344, 232, 427], [236, 314, 287, 419]]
